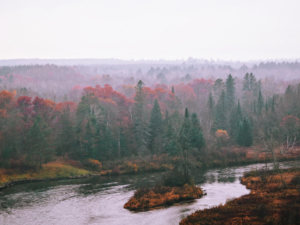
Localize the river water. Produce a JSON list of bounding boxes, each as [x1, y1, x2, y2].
[[1, 161, 300, 225]]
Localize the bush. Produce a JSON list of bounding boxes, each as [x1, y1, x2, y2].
[[134, 187, 150, 199], [82, 159, 102, 171]]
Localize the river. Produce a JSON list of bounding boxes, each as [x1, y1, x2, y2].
[[1, 160, 300, 225]]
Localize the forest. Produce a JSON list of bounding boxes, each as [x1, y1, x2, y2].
[[0, 61, 300, 175]]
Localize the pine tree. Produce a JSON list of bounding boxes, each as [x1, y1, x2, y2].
[[230, 100, 243, 138], [242, 73, 250, 91], [243, 118, 253, 147], [134, 80, 147, 156], [257, 88, 264, 114], [83, 120, 95, 159], [172, 86, 175, 94], [249, 73, 256, 91], [225, 74, 236, 111], [58, 106, 75, 158], [25, 116, 51, 172], [164, 111, 180, 156], [179, 108, 192, 179], [207, 92, 214, 111], [236, 118, 253, 147], [148, 99, 163, 155], [190, 113, 206, 152], [271, 95, 276, 112], [213, 90, 227, 131]]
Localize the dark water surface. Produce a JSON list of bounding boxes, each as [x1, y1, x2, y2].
[[1, 161, 300, 225]]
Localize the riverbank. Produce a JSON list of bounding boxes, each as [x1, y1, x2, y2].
[[180, 168, 300, 225], [0, 161, 95, 191], [124, 184, 204, 211]]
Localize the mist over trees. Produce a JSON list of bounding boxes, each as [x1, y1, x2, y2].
[[0, 60, 300, 170]]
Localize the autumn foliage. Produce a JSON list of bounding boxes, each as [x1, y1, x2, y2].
[[124, 184, 203, 211]]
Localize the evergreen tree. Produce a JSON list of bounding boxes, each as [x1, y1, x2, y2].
[[207, 92, 214, 111], [230, 100, 243, 138], [225, 74, 236, 111], [190, 113, 206, 152], [172, 86, 175, 94], [164, 111, 180, 156], [213, 78, 223, 96], [271, 95, 276, 112], [134, 80, 147, 156], [213, 90, 227, 131], [242, 73, 250, 91], [236, 118, 253, 147], [25, 116, 51, 172], [83, 120, 95, 159], [243, 118, 253, 147], [179, 108, 192, 178], [257, 88, 264, 114], [148, 99, 163, 155], [58, 106, 75, 158], [249, 73, 256, 91]]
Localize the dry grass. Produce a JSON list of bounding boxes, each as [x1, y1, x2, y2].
[[180, 168, 300, 225], [124, 184, 203, 210], [0, 161, 90, 185]]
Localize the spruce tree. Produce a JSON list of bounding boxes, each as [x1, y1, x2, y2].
[[257, 88, 264, 114], [249, 73, 256, 91], [190, 113, 206, 152], [225, 74, 236, 111], [25, 116, 51, 172], [243, 118, 253, 147], [179, 108, 191, 178], [213, 90, 227, 131], [236, 118, 253, 147], [164, 111, 180, 156], [242, 73, 250, 91], [230, 100, 243, 138], [134, 80, 147, 156], [207, 92, 214, 111], [148, 99, 163, 155]]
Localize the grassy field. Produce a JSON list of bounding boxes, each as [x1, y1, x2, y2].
[[0, 161, 91, 185]]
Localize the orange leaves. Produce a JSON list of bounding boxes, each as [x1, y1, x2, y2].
[[215, 129, 229, 139], [54, 101, 76, 113], [0, 90, 15, 109], [174, 83, 196, 101]]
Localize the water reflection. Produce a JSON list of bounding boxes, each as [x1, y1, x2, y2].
[[0, 160, 300, 225]]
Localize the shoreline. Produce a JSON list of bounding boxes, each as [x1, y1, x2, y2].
[[1, 157, 299, 192]]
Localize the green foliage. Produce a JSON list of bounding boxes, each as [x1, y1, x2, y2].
[[225, 74, 236, 111], [148, 99, 163, 155], [190, 113, 206, 151], [236, 118, 253, 147]]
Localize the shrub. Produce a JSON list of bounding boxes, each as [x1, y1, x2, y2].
[[134, 187, 150, 199], [82, 159, 102, 171]]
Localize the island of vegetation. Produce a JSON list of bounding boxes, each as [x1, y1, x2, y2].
[[124, 183, 203, 210], [180, 167, 300, 225]]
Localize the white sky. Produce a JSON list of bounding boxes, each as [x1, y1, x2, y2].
[[0, 0, 299, 61]]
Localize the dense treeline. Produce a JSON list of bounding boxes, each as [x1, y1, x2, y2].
[[1, 67, 300, 172]]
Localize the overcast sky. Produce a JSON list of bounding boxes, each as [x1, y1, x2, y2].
[[0, 0, 299, 61]]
